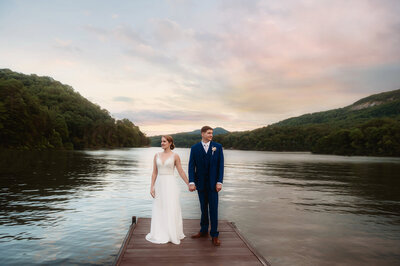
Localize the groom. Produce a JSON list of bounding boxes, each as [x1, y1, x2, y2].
[[188, 126, 224, 246]]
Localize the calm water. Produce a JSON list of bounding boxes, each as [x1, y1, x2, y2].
[[1, 147, 400, 266]]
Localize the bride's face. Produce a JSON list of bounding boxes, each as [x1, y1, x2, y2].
[[161, 137, 170, 150]]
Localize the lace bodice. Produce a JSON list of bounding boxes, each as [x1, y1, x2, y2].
[[156, 152, 175, 175]]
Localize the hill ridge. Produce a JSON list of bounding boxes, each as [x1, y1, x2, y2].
[[0, 68, 150, 150]]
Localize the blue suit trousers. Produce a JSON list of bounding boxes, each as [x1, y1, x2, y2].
[[197, 176, 219, 237]]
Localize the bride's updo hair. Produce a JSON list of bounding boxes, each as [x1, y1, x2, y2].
[[162, 135, 175, 150]]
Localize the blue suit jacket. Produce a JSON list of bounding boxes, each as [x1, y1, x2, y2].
[[188, 141, 224, 191]]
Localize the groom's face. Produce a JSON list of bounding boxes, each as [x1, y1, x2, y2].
[[202, 129, 213, 142]]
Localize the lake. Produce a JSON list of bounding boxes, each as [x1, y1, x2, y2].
[[1, 147, 400, 265]]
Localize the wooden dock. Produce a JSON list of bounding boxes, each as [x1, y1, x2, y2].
[[113, 216, 270, 266]]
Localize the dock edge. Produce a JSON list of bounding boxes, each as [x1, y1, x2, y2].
[[113, 216, 137, 266], [228, 221, 272, 266]]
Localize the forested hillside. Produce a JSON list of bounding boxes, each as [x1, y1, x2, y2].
[[213, 89, 400, 156], [273, 89, 400, 127], [0, 69, 149, 150]]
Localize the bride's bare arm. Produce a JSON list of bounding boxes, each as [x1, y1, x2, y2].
[[175, 154, 189, 186], [150, 154, 158, 198]]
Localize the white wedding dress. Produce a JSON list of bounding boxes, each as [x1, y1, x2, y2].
[[145, 152, 185, 244]]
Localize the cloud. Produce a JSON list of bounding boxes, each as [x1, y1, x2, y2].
[[113, 109, 232, 125], [113, 96, 134, 103], [188, 0, 400, 114], [2, 0, 400, 135], [82, 24, 109, 42], [112, 108, 244, 136], [80, 1, 400, 126], [53, 38, 82, 53], [151, 18, 194, 44]]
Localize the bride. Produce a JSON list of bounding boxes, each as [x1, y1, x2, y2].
[[145, 135, 190, 244]]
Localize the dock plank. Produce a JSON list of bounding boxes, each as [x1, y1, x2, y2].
[[113, 217, 270, 266]]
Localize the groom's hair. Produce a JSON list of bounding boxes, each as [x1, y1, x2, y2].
[[201, 126, 213, 133]]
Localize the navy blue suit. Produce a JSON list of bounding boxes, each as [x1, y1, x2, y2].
[[189, 141, 224, 237]]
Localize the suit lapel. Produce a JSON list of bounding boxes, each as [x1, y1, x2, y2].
[[206, 141, 212, 155], [199, 141, 206, 155], [209, 141, 213, 169]]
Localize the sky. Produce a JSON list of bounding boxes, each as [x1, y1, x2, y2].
[[1, 0, 400, 136]]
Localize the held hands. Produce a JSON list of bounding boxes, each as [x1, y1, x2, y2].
[[187, 184, 222, 192], [189, 184, 196, 192], [150, 186, 155, 198]]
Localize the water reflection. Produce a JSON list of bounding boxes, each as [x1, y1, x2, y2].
[[0, 148, 400, 265], [0, 150, 112, 228], [219, 151, 400, 265], [257, 161, 400, 218]]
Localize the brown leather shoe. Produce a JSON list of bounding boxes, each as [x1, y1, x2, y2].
[[191, 232, 208, 238], [212, 236, 221, 246]]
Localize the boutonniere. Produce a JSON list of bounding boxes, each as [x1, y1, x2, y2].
[[212, 146, 217, 155]]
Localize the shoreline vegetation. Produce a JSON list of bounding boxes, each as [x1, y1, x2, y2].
[[0, 69, 149, 150], [1, 69, 399, 157]]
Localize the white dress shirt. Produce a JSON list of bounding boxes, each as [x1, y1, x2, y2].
[[202, 140, 210, 153], [189, 140, 222, 186]]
